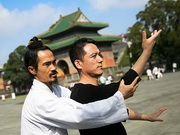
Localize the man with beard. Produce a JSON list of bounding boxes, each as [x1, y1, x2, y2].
[[21, 37, 139, 135], [69, 30, 167, 135]]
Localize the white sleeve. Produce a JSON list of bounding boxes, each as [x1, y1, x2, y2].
[[35, 91, 128, 129]]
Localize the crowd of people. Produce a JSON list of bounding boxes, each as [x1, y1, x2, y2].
[[99, 75, 113, 85], [146, 65, 165, 80]]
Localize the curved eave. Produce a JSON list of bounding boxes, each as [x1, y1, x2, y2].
[[46, 37, 78, 50], [37, 23, 109, 39], [47, 35, 120, 51], [76, 23, 108, 28]]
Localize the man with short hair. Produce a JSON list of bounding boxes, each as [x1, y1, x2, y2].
[[69, 30, 166, 135]]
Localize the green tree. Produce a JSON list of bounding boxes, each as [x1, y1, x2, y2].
[[3, 46, 31, 94], [126, 22, 145, 65], [128, 0, 180, 69]]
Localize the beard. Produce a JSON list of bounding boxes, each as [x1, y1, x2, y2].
[[53, 77, 59, 84], [49, 70, 59, 84]]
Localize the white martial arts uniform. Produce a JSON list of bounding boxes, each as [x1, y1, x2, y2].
[[21, 79, 128, 135]]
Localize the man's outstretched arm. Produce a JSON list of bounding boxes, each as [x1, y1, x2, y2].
[[131, 30, 162, 76]]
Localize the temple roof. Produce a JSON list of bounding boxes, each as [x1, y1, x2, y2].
[[45, 35, 120, 50], [38, 8, 108, 38]]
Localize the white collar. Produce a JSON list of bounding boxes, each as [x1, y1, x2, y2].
[[32, 79, 53, 93], [31, 79, 61, 96]]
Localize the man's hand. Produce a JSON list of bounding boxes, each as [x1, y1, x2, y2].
[[142, 29, 162, 52], [128, 107, 167, 122], [145, 107, 167, 122], [118, 77, 139, 99], [131, 29, 162, 76]]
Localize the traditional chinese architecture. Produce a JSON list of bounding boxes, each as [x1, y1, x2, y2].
[[37, 8, 122, 86]]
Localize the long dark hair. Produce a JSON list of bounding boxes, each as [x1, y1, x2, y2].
[[24, 37, 53, 77]]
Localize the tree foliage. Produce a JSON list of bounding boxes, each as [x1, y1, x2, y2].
[[127, 22, 145, 65], [127, 0, 180, 69], [3, 46, 31, 93]]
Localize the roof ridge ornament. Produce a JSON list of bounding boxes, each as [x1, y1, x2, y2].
[[77, 14, 89, 23]]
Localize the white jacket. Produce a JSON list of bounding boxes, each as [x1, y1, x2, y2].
[[21, 79, 128, 135]]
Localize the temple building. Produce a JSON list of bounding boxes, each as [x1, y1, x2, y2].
[[37, 8, 123, 86]]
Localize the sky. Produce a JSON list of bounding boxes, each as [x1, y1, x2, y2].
[[0, 0, 149, 67]]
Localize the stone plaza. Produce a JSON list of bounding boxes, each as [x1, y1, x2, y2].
[[0, 71, 180, 135]]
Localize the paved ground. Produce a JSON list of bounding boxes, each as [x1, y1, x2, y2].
[[0, 71, 180, 135]]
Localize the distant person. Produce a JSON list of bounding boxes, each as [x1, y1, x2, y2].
[[99, 75, 106, 85], [152, 66, 159, 79], [69, 82, 75, 90], [21, 37, 139, 135], [69, 29, 166, 135], [105, 75, 113, 84], [158, 67, 163, 78], [159, 65, 165, 73], [146, 69, 154, 80], [172, 62, 177, 72]]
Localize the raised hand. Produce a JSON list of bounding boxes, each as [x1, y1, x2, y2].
[[142, 29, 162, 51], [131, 29, 162, 76]]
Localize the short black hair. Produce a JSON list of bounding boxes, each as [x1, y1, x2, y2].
[[69, 38, 96, 71], [24, 37, 53, 77]]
